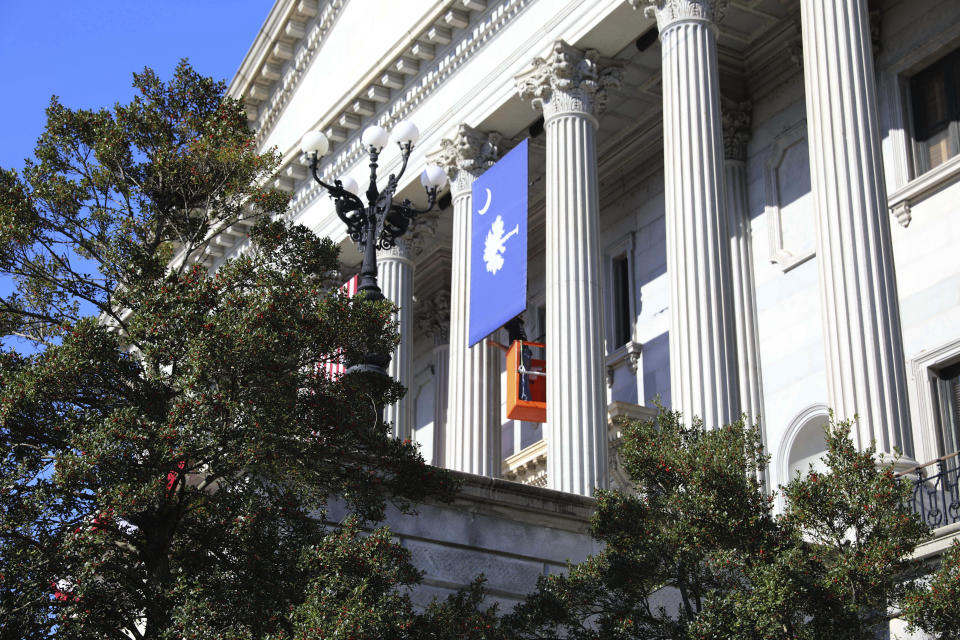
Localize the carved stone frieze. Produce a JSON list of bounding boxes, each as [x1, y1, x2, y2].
[[632, 0, 728, 29], [427, 124, 502, 196], [515, 40, 623, 121], [721, 98, 752, 162], [417, 290, 451, 345]]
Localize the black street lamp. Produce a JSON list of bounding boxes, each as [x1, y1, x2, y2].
[[300, 122, 448, 379]]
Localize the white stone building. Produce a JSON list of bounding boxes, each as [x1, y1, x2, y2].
[[219, 0, 960, 609]]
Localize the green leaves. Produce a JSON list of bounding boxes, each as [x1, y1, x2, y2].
[[1, 60, 287, 348], [902, 541, 960, 639], [506, 410, 938, 640], [0, 63, 456, 639]]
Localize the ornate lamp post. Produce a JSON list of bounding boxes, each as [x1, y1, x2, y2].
[[299, 122, 448, 380]]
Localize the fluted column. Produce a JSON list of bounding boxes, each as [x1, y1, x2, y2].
[[428, 126, 502, 476], [722, 99, 765, 429], [799, 0, 912, 457], [516, 41, 622, 496], [641, 0, 739, 429], [432, 343, 450, 466], [379, 239, 414, 440], [723, 99, 768, 487], [418, 291, 451, 467]]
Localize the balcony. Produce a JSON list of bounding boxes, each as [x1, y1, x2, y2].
[[902, 452, 960, 529]]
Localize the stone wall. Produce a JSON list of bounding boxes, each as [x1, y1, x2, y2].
[[330, 470, 600, 610]]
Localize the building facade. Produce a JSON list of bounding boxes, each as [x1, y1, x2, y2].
[[219, 0, 960, 509]]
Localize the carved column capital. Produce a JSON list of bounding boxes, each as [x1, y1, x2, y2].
[[721, 98, 752, 162], [426, 124, 502, 197], [379, 212, 440, 259], [515, 40, 623, 123], [634, 0, 728, 30], [377, 235, 413, 261], [417, 290, 451, 345]]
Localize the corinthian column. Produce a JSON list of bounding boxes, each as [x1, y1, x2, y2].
[[640, 0, 739, 429], [417, 290, 451, 467], [721, 99, 765, 430], [799, 0, 912, 457], [427, 126, 502, 476], [516, 41, 622, 496], [378, 238, 414, 441], [722, 98, 768, 486]]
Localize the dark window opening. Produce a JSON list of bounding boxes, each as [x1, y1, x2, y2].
[[612, 255, 632, 348], [933, 361, 960, 456], [910, 48, 960, 174]]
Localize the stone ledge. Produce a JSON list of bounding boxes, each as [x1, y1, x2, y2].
[[436, 469, 596, 532], [914, 522, 960, 561]]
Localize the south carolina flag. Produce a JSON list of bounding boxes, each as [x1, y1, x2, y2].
[[468, 138, 528, 346]]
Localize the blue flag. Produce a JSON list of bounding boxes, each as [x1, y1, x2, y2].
[[468, 138, 528, 347]]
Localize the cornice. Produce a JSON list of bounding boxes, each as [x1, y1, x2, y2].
[[282, 0, 533, 219], [228, 0, 332, 110], [250, 1, 348, 140]]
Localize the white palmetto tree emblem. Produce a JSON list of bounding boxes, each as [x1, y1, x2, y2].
[[483, 214, 519, 274]]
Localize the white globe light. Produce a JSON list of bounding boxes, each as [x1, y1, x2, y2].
[[392, 121, 420, 146], [420, 165, 448, 189], [338, 175, 360, 196], [361, 125, 389, 151], [299, 130, 329, 157]]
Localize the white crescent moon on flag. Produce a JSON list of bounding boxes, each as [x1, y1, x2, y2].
[[477, 188, 492, 215]]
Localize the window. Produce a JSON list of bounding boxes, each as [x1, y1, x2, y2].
[[911, 339, 960, 463], [534, 304, 546, 343], [910, 48, 960, 175], [604, 234, 636, 354], [611, 255, 632, 347], [932, 361, 960, 456]]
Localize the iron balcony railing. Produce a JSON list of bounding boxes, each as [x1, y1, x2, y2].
[[899, 451, 960, 529]]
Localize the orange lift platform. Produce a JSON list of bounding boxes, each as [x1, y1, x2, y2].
[[505, 340, 546, 423]]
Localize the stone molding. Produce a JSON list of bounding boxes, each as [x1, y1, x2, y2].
[[250, 1, 346, 142], [633, 0, 728, 30], [515, 40, 624, 123], [909, 337, 960, 464], [285, 0, 530, 220], [887, 153, 960, 228], [417, 290, 451, 345], [427, 124, 503, 197], [605, 340, 642, 388], [763, 120, 815, 271], [721, 97, 752, 162], [502, 439, 548, 487]]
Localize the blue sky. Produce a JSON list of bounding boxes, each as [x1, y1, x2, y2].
[[0, 1, 273, 350], [1, 1, 273, 171]]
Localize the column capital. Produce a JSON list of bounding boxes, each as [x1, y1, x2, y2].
[[377, 235, 413, 262], [426, 124, 502, 197], [417, 290, 451, 345], [632, 0, 727, 30], [515, 40, 623, 123], [378, 213, 440, 260], [721, 98, 752, 162]]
